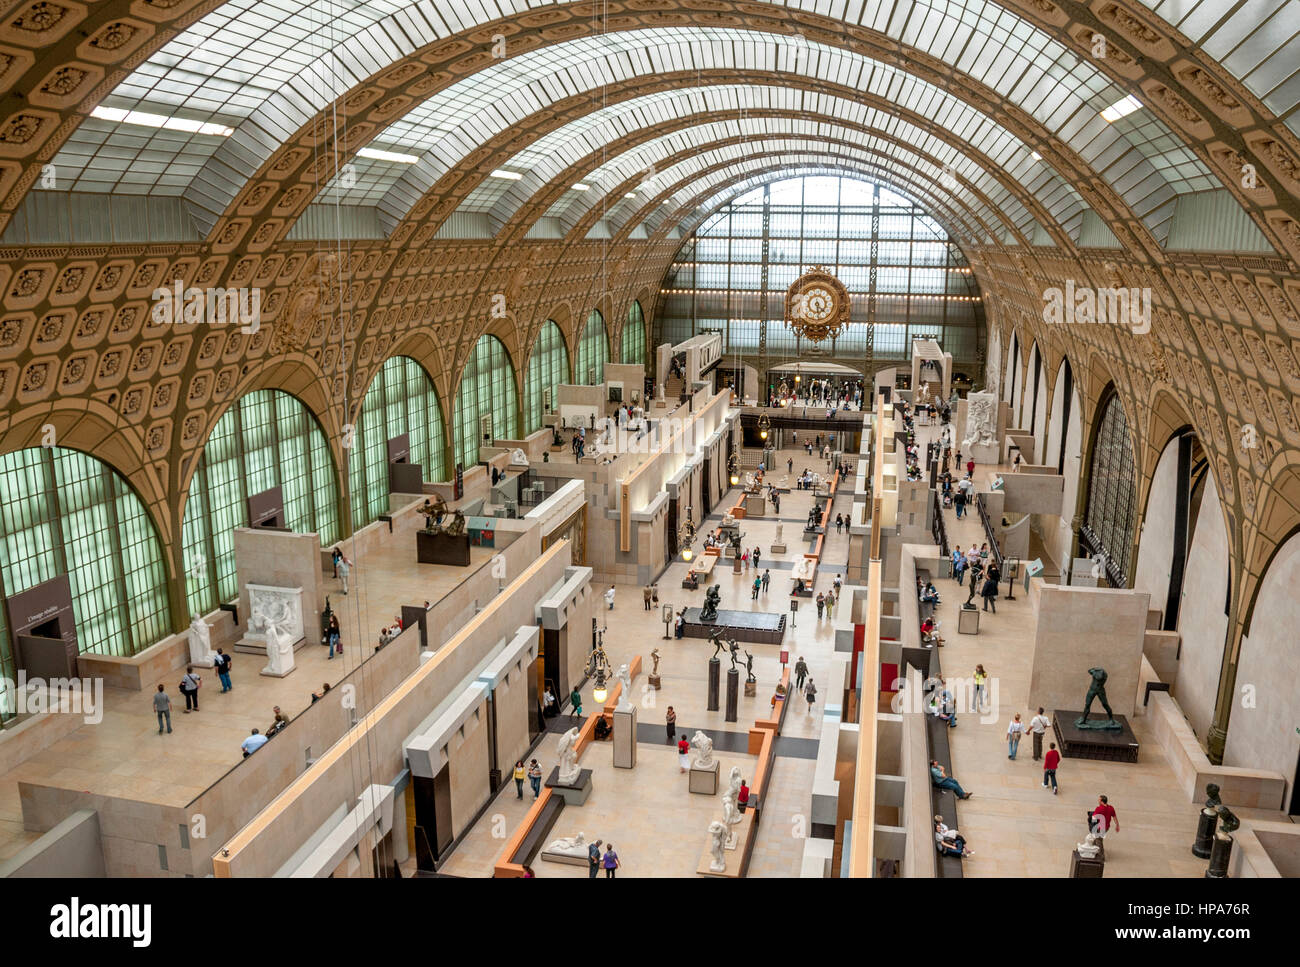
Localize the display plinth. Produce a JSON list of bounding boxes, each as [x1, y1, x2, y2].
[[1192, 808, 1218, 858], [1052, 711, 1139, 763], [689, 761, 719, 794], [544, 767, 593, 805], [1069, 849, 1105, 878], [743, 680, 756, 697], [725, 668, 739, 722], [744, 496, 766, 517], [648, 674, 661, 689], [683, 608, 786, 644], [770, 543, 787, 554], [707, 658, 720, 711], [416, 530, 471, 566], [957, 608, 980, 635], [613, 706, 637, 769]]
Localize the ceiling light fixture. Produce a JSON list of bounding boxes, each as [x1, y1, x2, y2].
[[490, 169, 525, 180], [572, 183, 590, 191], [91, 105, 232, 137], [357, 147, 419, 164], [1100, 95, 1142, 123]]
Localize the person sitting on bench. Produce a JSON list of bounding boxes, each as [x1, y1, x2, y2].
[[930, 760, 972, 799], [593, 716, 612, 740], [934, 816, 973, 857]]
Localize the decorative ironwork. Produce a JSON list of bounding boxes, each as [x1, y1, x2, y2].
[[785, 267, 851, 343]]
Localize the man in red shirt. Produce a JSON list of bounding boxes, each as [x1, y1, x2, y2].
[[737, 780, 751, 813], [966, 458, 975, 477], [1042, 742, 1060, 794], [1091, 794, 1119, 837]]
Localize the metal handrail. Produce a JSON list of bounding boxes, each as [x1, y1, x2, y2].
[[931, 489, 950, 558], [974, 493, 1004, 573]]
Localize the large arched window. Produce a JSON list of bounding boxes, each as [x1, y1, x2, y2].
[[455, 335, 520, 469], [622, 301, 647, 366], [0, 447, 170, 692], [1082, 389, 1138, 586], [350, 355, 448, 531], [574, 310, 609, 385], [182, 390, 340, 616], [524, 321, 569, 434]]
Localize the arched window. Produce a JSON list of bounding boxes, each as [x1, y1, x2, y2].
[[622, 301, 647, 365], [350, 355, 448, 531], [575, 309, 608, 385], [1082, 389, 1138, 586], [182, 390, 340, 616], [455, 335, 519, 469], [524, 321, 569, 433], [0, 447, 170, 691]]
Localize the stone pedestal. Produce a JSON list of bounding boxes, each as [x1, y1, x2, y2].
[[689, 761, 719, 795], [957, 607, 980, 635], [416, 530, 471, 566], [613, 706, 637, 769], [544, 767, 593, 805], [744, 680, 756, 697], [707, 658, 720, 711], [733, 556, 742, 574], [1192, 807, 1218, 858], [648, 674, 661, 689], [1206, 833, 1233, 878], [725, 668, 739, 722], [770, 543, 787, 554], [1069, 849, 1105, 878]]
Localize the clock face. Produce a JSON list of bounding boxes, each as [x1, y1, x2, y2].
[[801, 286, 835, 321]]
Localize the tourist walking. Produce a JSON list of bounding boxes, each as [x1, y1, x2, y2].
[[153, 683, 172, 734], [602, 844, 620, 878], [825, 589, 835, 620], [335, 548, 351, 594], [327, 613, 341, 659], [816, 592, 826, 619], [678, 734, 690, 773], [972, 664, 988, 713], [1007, 712, 1025, 759], [794, 656, 808, 690], [527, 759, 542, 798], [805, 678, 817, 712], [666, 705, 677, 741], [1028, 707, 1050, 760], [513, 760, 526, 798], [1043, 743, 1060, 794], [752, 576, 761, 599], [214, 648, 232, 692], [980, 571, 999, 613], [1090, 795, 1119, 837], [588, 840, 602, 878], [180, 666, 201, 712], [752, 548, 761, 569], [605, 584, 616, 610], [570, 687, 583, 720], [836, 513, 844, 534], [643, 585, 653, 610]]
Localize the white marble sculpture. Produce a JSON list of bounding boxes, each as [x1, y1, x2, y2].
[[614, 663, 634, 710], [708, 820, 728, 872], [986, 327, 1001, 400], [556, 726, 581, 785], [510, 447, 528, 466], [961, 391, 998, 449], [722, 766, 744, 825], [1076, 832, 1101, 859], [691, 730, 714, 769], [722, 513, 736, 528], [187, 614, 215, 666], [774, 523, 784, 544], [544, 831, 590, 859], [253, 595, 296, 678]]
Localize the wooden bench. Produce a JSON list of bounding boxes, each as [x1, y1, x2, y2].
[[508, 793, 565, 867]]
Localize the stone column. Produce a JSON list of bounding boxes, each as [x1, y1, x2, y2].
[[707, 657, 720, 711]]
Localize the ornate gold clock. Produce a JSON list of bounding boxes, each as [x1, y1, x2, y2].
[[785, 267, 850, 342]]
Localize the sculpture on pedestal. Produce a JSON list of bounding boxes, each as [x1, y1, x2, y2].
[[1205, 783, 1222, 809], [708, 820, 728, 872], [1075, 667, 1122, 730], [774, 523, 784, 544], [421, 493, 448, 530], [961, 392, 997, 450], [545, 831, 593, 859], [728, 637, 741, 671], [744, 650, 755, 684], [556, 727, 581, 785], [614, 663, 633, 710], [691, 730, 714, 769], [250, 590, 299, 677], [443, 509, 467, 537], [188, 614, 214, 666], [650, 648, 661, 677], [721, 766, 744, 825], [1075, 832, 1101, 859], [1216, 805, 1240, 833], [701, 584, 722, 623]]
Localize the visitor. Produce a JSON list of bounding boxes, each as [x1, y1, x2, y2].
[[934, 816, 974, 858], [605, 584, 616, 610], [588, 840, 602, 878], [311, 683, 331, 703], [570, 687, 582, 720], [542, 687, 556, 717], [528, 759, 542, 798], [602, 844, 620, 878], [268, 705, 289, 735], [674, 611, 685, 639], [816, 592, 826, 619], [979, 542, 989, 560], [752, 548, 761, 569], [972, 664, 988, 713], [666, 705, 677, 741], [1007, 712, 1025, 759], [328, 613, 341, 659], [761, 569, 771, 593], [742, 548, 750, 570], [787, 456, 793, 474], [804, 678, 817, 712], [1028, 707, 1051, 760], [153, 683, 172, 735], [794, 656, 808, 690], [677, 734, 690, 773], [737, 779, 750, 813], [513, 760, 526, 799], [966, 457, 975, 477], [930, 760, 972, 799], [643, 585, 653, 611], [980, 570, 1000, 613], [1013, 451, 1022, 472], [241, 728, 268, 758], [1043, 743, 1060, 794], [835, 512, 844, 534], [953, 485, 966, 520], [180, 666, 201, 712], [1090, 795, 1119, 837], [214, 648, 232, 692], [833, 574, 843, 595], [331, 546, 342, 578], [335, 548, 351, 594], [825, 589, 835, 621], [752, 576, 761, 600]]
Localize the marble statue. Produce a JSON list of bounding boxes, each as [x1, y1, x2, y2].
[[544, 831, 592, 858], [510, 448, 528, 466], [744, 650, 755, 684], [614, 663, 633, 710], [650, 648, 661, 677], [701, 584, 722, 623], [961, 391, 998, 449], [253, 597, 295, 678], [556, 727, 581, 785], [721, 766, 744, 825], [774, 523, 784, 544], [187, 614, 215, 666], [1075, 667, 1121, 730], [691, 730, 714, 769], [708, 820, 728, 872], [1076, 832, 1101, 859], [722, 513, 736, 528], [744, 472, 757, 492]]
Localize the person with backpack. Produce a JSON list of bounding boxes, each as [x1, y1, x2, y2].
[[805, 678, 817, 711], [179, 666, 201, 712], [214, 648, 232, 692], [751, 575, 761, 600]]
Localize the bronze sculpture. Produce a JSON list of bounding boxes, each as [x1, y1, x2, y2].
[[727, 637, 741, 671], [1075, 667, 1122, 730], [709, 626, 727, 661], [701, 583, 722, 623], [744, 650, 755, 684], [443, 509, 467, 537]]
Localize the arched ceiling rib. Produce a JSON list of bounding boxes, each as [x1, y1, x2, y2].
[[54, 19, 1216, 246]]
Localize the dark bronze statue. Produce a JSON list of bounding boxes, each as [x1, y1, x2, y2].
[[709, 626, 727, 661], [1075, 666, 1122, 731], [744, 650, 755, 684], [727, 636, 741, 671], [1216, 805, 1240, 834], [701, 583, 722, 623], [1205, 783, 1222, 809], [443, 508, 467, 537]]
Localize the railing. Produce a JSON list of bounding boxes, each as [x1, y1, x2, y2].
[[931, 489, 950, 558], [974, 493, 1004, 573]]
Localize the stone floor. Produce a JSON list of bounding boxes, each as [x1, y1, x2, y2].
[[0, 516, 500, 863]]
